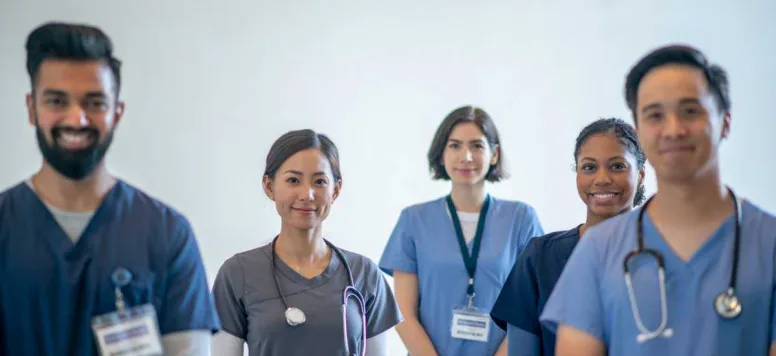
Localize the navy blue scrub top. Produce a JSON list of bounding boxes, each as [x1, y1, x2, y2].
[[0, 180, 220, 355], [490, 226, 580, 356]]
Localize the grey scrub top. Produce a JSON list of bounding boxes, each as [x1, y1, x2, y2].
[[212, 242, 403, 356]]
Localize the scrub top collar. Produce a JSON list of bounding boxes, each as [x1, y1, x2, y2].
[[264, 239, 344, 288], [18, 179, 126, 254]]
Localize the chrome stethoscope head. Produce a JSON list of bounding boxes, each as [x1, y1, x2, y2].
[[714, 287, 742, 319]]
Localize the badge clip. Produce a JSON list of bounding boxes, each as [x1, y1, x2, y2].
[[112, 267, 132, 313]]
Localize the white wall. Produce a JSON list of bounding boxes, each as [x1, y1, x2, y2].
[[2, 0, 775, 354]]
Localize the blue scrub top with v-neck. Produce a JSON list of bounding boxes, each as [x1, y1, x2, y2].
[[379, 196, 544, 356], [0, 180, 220, 355], [540, 199, 776, 356]]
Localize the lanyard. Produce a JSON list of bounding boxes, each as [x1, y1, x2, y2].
[[445, 194, 491, 308]]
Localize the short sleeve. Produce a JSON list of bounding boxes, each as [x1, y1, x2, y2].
[[515, 205, 545, 254], [539, 234, 604, 342], [507, 324, 540, 356], [363, 260, 403, 338], [378, 209, 417, 275], [211, 256, 248, 339], [159, 215, 221, 334], [771, 251, 776, 343], [490, 238, 541, 333]]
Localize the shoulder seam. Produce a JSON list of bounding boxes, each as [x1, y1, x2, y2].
[[234, 254, 247, 298]]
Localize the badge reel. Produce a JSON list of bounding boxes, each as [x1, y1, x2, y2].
[[451, 289, 490, 343], [91, 267, 164, 356]]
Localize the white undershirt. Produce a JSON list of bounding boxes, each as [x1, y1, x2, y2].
[[456, 211, 480, 244], [445, 204, 480, 244]]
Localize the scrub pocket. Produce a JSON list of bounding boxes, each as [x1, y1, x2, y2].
[[119, 270, 157, 308]]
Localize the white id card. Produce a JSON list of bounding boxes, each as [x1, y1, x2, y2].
[[451, 307, 490, 342], [91, 304, 163, 356]]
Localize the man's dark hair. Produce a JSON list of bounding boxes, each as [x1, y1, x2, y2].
[[25, 22, 122, 95], [427, 105, 507, 182], [624, 44, 730, 121]]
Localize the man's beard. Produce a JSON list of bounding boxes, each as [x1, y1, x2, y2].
[[35, 119, 115, 181]]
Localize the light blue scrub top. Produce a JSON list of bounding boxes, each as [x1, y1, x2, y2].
[[379, 196, 544, 355], [540, 199, 776, 356]]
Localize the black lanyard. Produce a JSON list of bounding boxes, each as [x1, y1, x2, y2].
[[445, 194, 491, 303]]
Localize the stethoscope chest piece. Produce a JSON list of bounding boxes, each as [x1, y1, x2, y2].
[[285, 307, 306, 326], [714, 289, 742, 319]]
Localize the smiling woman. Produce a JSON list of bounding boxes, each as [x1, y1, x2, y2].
[[489, 117, 646, 356], [210, 129, 402, 356], [379, 105, 544, 356], [262, 130, 343, 234], [574, 118, 646, 234]]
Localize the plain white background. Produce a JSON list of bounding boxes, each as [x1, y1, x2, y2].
[[2, 1, 775, 354]]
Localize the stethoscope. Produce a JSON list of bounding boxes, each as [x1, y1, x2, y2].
[[623, 187, 743, 344], [270, 236, 367, 356]]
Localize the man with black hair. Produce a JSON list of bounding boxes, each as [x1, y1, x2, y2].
[[539, 44, 776, 356], [0, 22, 220, 355]]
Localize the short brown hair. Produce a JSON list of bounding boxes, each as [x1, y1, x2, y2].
[[427, 105, 507, 182]]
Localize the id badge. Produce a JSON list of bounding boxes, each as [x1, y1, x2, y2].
[[91, 303, 163, 356], [451, 306, 490, 342]]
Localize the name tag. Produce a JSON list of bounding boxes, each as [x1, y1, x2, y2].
[[92, 304, 163, 356], [451, 307, 490, 342]]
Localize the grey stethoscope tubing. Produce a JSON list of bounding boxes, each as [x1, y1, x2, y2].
[[624, 187, 743, 343], [271, 236, 367, 356]]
